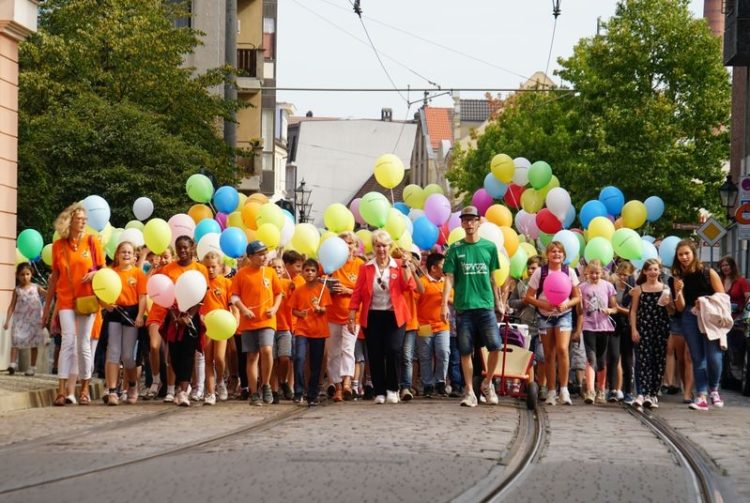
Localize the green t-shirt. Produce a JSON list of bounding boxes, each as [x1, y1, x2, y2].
[[443, 237, 499, 311]]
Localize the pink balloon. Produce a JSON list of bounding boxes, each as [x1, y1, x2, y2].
[[471, 188, 494, 216], [424, 193, 452, 225], [525, 214, 540, 240], [543, 270, 572, 306], [349, 198, 366, 225], [448, 211, 461, 231], [147, 274, 175, 308], [168, 213, 196, 247], [215, 212, 228, 230]]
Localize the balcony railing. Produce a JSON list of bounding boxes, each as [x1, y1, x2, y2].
[[237, 48, 258, 78]]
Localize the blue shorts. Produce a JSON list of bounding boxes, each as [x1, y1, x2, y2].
[[456, 309, 500, 356], [669, 316, 683, 335], [537, 311, 573, 331]]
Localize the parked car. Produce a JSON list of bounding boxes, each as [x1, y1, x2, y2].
[[721, 321, 750, 396]]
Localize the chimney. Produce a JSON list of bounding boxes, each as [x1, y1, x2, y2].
[[305, 110, 313, 117], [381, 108, 393, 121], [704, 0, 725, 39]]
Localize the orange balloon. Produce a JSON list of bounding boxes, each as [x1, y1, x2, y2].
[[241, 201, 262, 230], [485, 204, 513, 228], [247, 193, 269, 205], [500, 226, 519, 257], [188, 204, 213, 224], [614, 217, 624, 230], [244, 228, 257, 242]]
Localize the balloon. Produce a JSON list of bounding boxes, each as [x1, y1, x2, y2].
[[17, 229, 43, 261], [256, 203, 285, 230], [545, 187, 571, 219], [621, 200, 647, 229], [644, 196, 665, 222], [359, 192, 391, 228], [447, 211, 461, 231], [349, 198, 365, 225], [538, 231, 553, 248], [536, 208, 562, 234], [504, 184, 524, 209], [324, 203, 355, 233], [584, 237, 614, 265], [106, 228, 123, 259], [658, 236, 681, 268], [143, 218, 172, 254], [119, 228, 145, 248], [423, 184, 444, 197], [490, 153, 515, 183], [318, 236, 349, 274], [588, 216, 615, 241], [247, 193, 269, 205], [205, 309, 238, 341], [612, 228, 643, 260], [632, 240, 659, 270], [642, 235, 656, 243], [196, 233, 224, 260], [41, 243, 53, 266], [412, 216, 439, 250], [500, 226, 519, 257], [279, 218, 294, 247], [486, 204, 513, 228], [598, 186, 625, 216], [215, 212, 228, 230], [528, 161, 552, 189], [423, 193, 451, 225], [447, 227, 466, 246], [373, 153, 405, 189], [520, 242, 537, 259], [83, 195, 110, 232], [526, 214, 541, 240], [241, 200, 262, 230], [356, 229, 373, 254], [15, 248, 27, 266], [538, 175, 560, 200], [228, 211, 244, 229], [408, 208, 425, 222], [484, 173, 508, 199], [403, 184, 426, 209], [562, 205, 576, 229], [254, 222, 279, 249], [220, 227, 248, 258], [510, 247, 529, 279], [471, 188, 493, 216], [168, 214, 195, 245], [236, 193, 247, 212], [213, 186, 240, 214], [493, 252, 511, 286], [125, 220, 145, 232], [401, 213, 414, 236], [551, 230, 580, 265], [175, 270, 208, 312], [514, 209, 531, 235], [543, 270, 572, 305], [397, 231, 413, 251], [393, 202, 410, 216], [92, 268, 122, 305], [133, 197, 154, 221], [579, 200, 608, 228], [186, 173, 214, 203], [384, 208, 406, 239], [187, 204, 212, 225], [520, 188, 545, 213], [147, 274, 175, 308], [292, 223, 320, 256], [512, 157, 531, 186]]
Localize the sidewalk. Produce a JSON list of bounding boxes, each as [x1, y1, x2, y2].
[[0, 373, 103, 413]]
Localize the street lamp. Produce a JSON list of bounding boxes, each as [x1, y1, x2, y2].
[[718, 174, 739, 220]]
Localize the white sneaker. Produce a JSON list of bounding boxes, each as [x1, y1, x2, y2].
[[176, 390, 190, 407], [634, 395, 645, 408], [545, 390, 557, 406], [120, 390, 128, 403], [650, 396, 659, 409], [163, 392, 175, 403], [615, 390, 624, 401], [560, 388, 573, 405], [189, 389, 204, 402], [217, 382, 228, 401], [385, 390, 399, 404], [399, 388, 413, 402], [24, 367, 36, 377], [204, 393, 216, 406], [374, 395, 386, 404], [481, 381, 499, 405], [460, 391, 478, 407]]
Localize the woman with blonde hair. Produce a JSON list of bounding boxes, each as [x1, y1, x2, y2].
[[43, 202, 105, 406]]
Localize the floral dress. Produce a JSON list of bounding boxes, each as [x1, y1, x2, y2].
[[11, 285, 44, 348], [635, 290, 670, 397]]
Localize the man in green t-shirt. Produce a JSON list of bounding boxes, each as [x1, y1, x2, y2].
[[442, 206, 503, 408]]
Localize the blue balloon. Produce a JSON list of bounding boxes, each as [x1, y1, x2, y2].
[[412, 216, 439, 250], [318, 236, 349, 274], [598, 186, 625, 216], [393, 202, 410, 216], [642, 235, 655, 243], [644, 196, 665, 222], [484, 173, 508, 199], [658, 235, 681, 268], [195, 218, 222, 243], [282, 209, 295, 224], [562, 205, 576, 229], [83, 195, 111, 232], [579, 200, 608, 228], [552, 229, 580, 265], [632, 240, 659, 270], [219, 227, 248, 259], [213, 186, 240, 214]]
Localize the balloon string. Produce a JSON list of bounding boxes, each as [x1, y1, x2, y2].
[[390, 189, 394, 205], [317, 276, 328, 304]]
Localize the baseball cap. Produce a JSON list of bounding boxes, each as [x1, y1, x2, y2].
[[246, 240, 268, 256], [459, 206, 480, 219]]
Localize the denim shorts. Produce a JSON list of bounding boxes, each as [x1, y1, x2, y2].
[[456, 309, 501, 356], [273, 330, 293, 359], [241, 328, 274, 353], [537, 311, 573, 331], [669, 316, 683, 335]]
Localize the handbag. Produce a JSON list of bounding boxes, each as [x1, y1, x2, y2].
[[64, 235, 101, 315]]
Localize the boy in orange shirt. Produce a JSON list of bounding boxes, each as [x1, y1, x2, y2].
[[290, 259, 332, 406], [416, 252, 451, 397], [201, 252, 233, 405], [231, 241, 282, 406], [271, 257, 294, 401]]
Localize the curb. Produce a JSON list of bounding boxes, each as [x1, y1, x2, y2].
[[0, 378, 104, 413]]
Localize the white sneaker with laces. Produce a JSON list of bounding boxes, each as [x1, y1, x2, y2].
[[709, 390, 724, 408], [545, 389, 557, 406], [386, 390, 400, 404], [460, 391, 478, 407], [190, 389, 204, 402], [374, 395, 386, 404], [560, 388, 573, 405], [176, 391, 190, 407], [217, 383, 228, 401], [163, 392, 175, 403], [204, 393, 216, 406], [481, 381, 499, 405]]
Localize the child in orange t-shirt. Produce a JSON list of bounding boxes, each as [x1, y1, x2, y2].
[[290, 259, 332, 406], [272, 257, 295, 401], [200, 252, 233, 405], [399, 251, 424, 402], [416, 252, 451, 397]]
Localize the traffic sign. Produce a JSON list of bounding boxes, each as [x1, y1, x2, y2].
[[696, 217, 726, 245]]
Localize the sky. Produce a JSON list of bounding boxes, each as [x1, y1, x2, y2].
[[277, 0, 706, 119]]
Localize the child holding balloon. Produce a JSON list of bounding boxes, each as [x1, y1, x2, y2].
[[200, 252, 233, 405]]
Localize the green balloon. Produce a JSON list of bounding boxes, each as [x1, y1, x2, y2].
[[186, 174, 214, 203], [106, 228, 124, 260], [17, 229, 44, 261], [528, 161, 552, 190], [510, 247, 529, 279], [584, 237, 614, 265], [574, 231, 586, 256], [359, 192, 391, 228], [612, 228, 643, 260], [538, 232, 553, 248], [125, 220, 145, 231]]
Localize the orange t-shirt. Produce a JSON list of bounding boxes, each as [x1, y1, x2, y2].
[[114, 266, 147, 307], [200, 275, 232, 315], [289, 283, 332, 338], [404, 288, 419, 331], [327, 257, 364, 324], [231, 266, 282, 331], [91, 310, 103, 340], [417, 276, 450, 333], [52, 234, 105, 310], [276, 278, 295, 332]]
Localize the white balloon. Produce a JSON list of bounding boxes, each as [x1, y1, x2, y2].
[[545, 187, 572, 220], [512, 157, 531, 186], [408, 208, 424, 222], [175, 270, 207, 312], [279, 217, 294, 247], [196, 233, 224, 260], [133, 197, 154, 221], [119, 228, 145, 248], [478, 222, 505, 250]]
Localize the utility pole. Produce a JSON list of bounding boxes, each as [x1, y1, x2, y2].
[[295, 179, 312, 223], [224, 0, 237, 148]]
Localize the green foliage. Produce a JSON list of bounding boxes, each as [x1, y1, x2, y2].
[[448, 0, 730, 235], [18, 0, 240, 236]]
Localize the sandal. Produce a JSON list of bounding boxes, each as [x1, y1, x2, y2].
[[53, 394, 66, 406], [79, 393, 90, 405]]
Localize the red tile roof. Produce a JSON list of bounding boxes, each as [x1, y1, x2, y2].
[[424, 107, 453, 151]]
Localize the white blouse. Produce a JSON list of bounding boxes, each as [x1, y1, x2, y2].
[[370, 258, 396, 311]]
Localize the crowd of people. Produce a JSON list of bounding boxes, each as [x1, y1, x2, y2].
[[4, 203, 745, 412]]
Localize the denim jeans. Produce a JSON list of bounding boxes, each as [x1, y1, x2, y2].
[[680, 308, 723, 394], [417, 330, 450, 386], [456, 309, 500, 355], [400, 330, 417, 388], [293, 336, 325, 400], [449, 336, 463, 389]]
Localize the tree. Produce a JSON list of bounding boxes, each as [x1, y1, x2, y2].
[[18, 0, 242, 236], [448, 0, 730, 235]]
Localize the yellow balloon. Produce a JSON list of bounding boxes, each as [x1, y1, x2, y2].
[[143, 218, 172, 254], [236, 193, 248, 212], [53, 230, 61, 242], [92, 268, 122, 305], [15, 248, 28, 266], [356, 229, 373, 254], [622, 200, 647, 229], [205, 309, 239, 341], [485, 204, 513, 228], [291, 223, 320, 256], [241, 200, 262, 230], [99, 222, 113, 246], [403, 184, 426, 209], [447, 227, 466, 246], [500, 226, 519, 257], [491, 154, 515, 183], [125, 220, 145, 232], [588, 216, 615, 241], [384, 208, 406, 239], [41, 243, 53, 266], [373, 153, 405, 189], [247, 193, 269, 205], [324, 203, 355, 233], [538, 175, 560, 199], [257, 222, 281, 249], [397, 231, 412, 250], [520, 188, 544, 213], [519, 242, 537, 259], [493, 251, 510, 286], [423, 183, 444, 198], [228, 211, 244, 229], [244, 228, 257, 243], [256, 203, 285, 230]]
